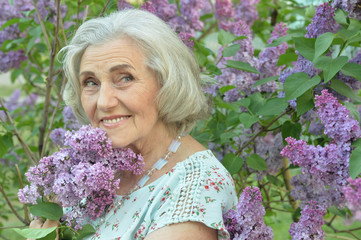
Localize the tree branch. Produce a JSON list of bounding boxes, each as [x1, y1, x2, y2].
[[15, 164, 30, 225], [0, 98, 38, 164], [0, 184, 26, 224], [38, 0, 61, 156]]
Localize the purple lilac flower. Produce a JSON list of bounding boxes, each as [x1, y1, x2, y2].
[[256, 133, 284, 176], [215, 0, 235, 31], [18, 125, 145, 229], [62, 106, 80, 130], [343, 177, 361, 222], [140, 1, 156, 14], [258, 23, 288, 89], [289, 201, 326, 240], [332, 0, 361, 20], [49, 128, 66, 147], [179, 0, 204, 31], [305, 3, 340, 38], [234, 0, 260, 27], [0, 1, 27, 72], [146, 0, 177, 22], [179, 32, 194, 48], [314, 89, 361, 143], [281, 90, 361, 208], [223, 186, 273, 240]]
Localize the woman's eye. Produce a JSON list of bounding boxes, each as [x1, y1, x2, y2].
[[122, 75, 134, 82], [83, 79, 97, 87]]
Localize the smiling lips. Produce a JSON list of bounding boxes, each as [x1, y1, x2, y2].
[[102, 116, 130, 123]]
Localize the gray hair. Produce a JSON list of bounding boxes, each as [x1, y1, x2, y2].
[[60, 9, 209, 134]]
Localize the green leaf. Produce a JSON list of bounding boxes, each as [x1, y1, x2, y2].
[[341, 62, 361, 82], [284, 73, 321, 101], [247, 93, 266, 115], [344, 102, 361, 122], [76, 224, 96, 239], [246, 154, 267, 171], [225, 60, 260, 74], [314, 56, 349, 82], [293, 37, 315, 61], [349, 146, 361, 179], [219, 85, 235, 94], [222, 153, 243, 175], [325, 56, 349, 82], [206, 63, 222, 75], [267, 175, 283, 187], [218, 30, 237, 45], [252, 76, 279, 88], [239, 113, 259, 129], [0, 134, 13, 158], [277, 52, 299, 66], [38, 230, 57, 240], [334, 9, 348, 27], [13, 227, 57, 239], [238, 98, 250, 108], [328, 206, 347, 217], [297, 89, 314, 117], [330, 78, 361, 102], [267, 35, 292, 47], [257, 98, 288, 116], [0, 18, 21, 31], [314, 32, 334, 61], [30, 202, 63, 221], [282, 121, 302, 143], [223, 44, 241, 57]]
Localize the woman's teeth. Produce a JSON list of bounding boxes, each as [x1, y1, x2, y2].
[[103, 116, 129, 123]]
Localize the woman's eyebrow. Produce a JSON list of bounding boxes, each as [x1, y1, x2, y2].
[[79, 71, 94, 78], [109, 64, 135, 72]]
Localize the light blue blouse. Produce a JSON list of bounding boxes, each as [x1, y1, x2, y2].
[[87, 150, 237, 240]]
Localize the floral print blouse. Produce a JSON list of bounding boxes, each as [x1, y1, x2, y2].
[[86, 150, 237, 240]]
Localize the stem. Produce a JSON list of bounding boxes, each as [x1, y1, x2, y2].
[[324, 234, 357, 240], [236, 108, 293, 155], [41, 78, 67, 158], [0, 184, 26, 224], [38, 0, 61, 156], [15, 164, 30, 225], [31, 0, 51, 51], [197, 21, 218, 42], [0, 98, 38, 164], [98, 0, 111, 17], [325, 222, 361, 240], [282, 157, 299, 220]]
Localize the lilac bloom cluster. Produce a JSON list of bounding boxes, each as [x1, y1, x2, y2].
[[234, 0, 260, 27], [0, 89, 38, 121], [258, 22, 288, 91], [223, 186, 273, 240], [50, 106, 80, 147], [343, 177, 361, 222], [281, 90, 361, 208], [18, 125, 145, 230], [289, 201, 326, 240], [0, 0, 68, 72], [332, 0, 361, 20], [0, 1, 27, 72], [305, 2, 340, 38]]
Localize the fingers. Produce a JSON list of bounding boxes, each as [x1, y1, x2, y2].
[[29, 218, 43, 229], [42, 219, 59, 228]]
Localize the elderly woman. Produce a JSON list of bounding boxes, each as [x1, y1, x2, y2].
[[32, 9, 237, 240]]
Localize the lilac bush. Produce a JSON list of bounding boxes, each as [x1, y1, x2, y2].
[[18, 125, 144, 229], [223, 186, 273, 240]]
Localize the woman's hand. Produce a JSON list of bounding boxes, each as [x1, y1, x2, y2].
[[27, 218, 59, 240]]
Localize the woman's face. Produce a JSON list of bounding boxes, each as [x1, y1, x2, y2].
[[79, 38, 163, 150]]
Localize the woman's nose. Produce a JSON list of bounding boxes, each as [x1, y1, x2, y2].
[[97, 83, 118, 111]]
